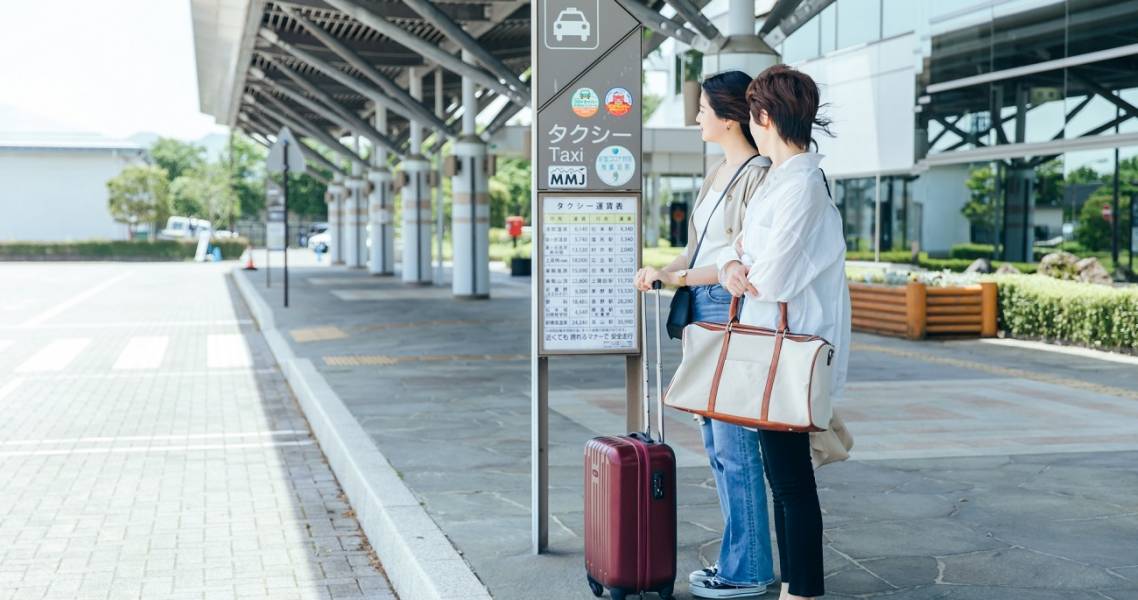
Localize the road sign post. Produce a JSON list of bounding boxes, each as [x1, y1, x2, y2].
[[531, 0, 644, 554], [267, 127, 307, 308]]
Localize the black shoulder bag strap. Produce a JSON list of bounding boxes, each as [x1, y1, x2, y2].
[[665, 155, 760, 339]]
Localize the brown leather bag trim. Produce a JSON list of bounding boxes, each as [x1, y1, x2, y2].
[[805, 343, 829, 429], [759, 331, 784, 421], [675, 407, 825, 433], [707, 328, 733, 413]]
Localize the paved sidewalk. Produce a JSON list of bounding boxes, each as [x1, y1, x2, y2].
[[236, 263, 1138, 600], [0, 263, 396, 600]]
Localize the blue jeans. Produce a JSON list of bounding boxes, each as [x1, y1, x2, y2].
[[691, 285, 775, 586]]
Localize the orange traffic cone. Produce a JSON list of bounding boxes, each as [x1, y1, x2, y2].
[[242, 245, 258, 271]]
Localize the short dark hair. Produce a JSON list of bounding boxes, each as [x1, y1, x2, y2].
[[745, 65, 832, 149], [701, 70, 757, 150]]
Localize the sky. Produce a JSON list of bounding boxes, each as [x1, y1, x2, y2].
[[0, 0, 226, 141]]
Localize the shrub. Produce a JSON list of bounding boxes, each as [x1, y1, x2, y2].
[[994, 274, 1138, 351], [0, 238, 248, 261], [949, 243, 996, 260]]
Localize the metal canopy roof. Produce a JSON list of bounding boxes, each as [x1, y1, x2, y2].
[[194, 0, 537, 159], [192, 0, 810, 165]]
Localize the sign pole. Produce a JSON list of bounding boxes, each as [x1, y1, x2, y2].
[[531, 0, 644, 555], [283, 140, 290, 308]]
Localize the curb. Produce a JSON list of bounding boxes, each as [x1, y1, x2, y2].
[[231, 268, 493, 600]]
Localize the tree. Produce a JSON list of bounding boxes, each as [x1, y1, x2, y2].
[[169, 163, 240, 226], [961, 165, 998, 243], [220, 131, 268, 220], [150, 137, 206, 181], [1075, 156, 1137, 252], [488, 158, 531, 226], [107, 164, 171, 240]]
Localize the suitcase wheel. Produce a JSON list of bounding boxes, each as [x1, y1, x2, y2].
[[609, 589, 626, 600], [658, 583, 674, 600], [586, 575, 603, 598]]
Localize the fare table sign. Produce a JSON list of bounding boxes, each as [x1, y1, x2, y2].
[[539, 195, 639, 354]]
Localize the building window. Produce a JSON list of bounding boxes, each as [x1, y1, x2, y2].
[[836, 0, 882, 49], [881, 0, 919, 38], [782, 13, 821, 63]]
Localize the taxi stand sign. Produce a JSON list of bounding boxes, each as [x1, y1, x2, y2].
[[531, 0, 644, 554]]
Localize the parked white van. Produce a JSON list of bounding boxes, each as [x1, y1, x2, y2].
[[159, 216, 212, 240]]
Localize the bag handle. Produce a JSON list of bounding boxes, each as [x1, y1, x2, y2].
[[687, 155, 761, 269], [728, 296, 789, 332]]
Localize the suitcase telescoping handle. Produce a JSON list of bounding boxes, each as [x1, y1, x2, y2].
[[640, 280, 665, 443]]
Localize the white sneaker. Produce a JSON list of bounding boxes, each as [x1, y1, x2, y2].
[[690, 577, 768, 599], [689, 564, 719, 584]]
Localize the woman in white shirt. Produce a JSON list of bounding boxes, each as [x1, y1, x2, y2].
[[717, 65, 851, 600]]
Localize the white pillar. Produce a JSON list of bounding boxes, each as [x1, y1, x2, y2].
[[452, 51, 490, 298], [648, 172, 662, 247], [328, 175, 345, 265], [369, 106, 394, 275], [402, 68, 432, 284], [703, 0, 778, 76], [344, 136, 365, 268]]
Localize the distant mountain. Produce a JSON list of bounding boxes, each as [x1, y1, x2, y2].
[[0, 103, 83, 133], [128, 130, 231, 161]]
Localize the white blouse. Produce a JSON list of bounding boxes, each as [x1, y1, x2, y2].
[[689, 185, 729, 269], [715, 152, 851, 402]]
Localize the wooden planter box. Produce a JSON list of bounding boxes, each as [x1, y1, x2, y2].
[[849, 281, 997, 340]]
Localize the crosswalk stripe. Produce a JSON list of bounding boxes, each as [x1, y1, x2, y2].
[[15, 338, 90, 373], [206, 334, 252, 369], [112, 336, 168, 370]]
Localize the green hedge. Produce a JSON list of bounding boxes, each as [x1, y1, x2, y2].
[[921, 258, 1039, 274], [995, 274, 1138, 351], [0, 238, 249, 261]]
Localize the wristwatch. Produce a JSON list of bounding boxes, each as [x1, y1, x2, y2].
[[676, 269, 688, 286]]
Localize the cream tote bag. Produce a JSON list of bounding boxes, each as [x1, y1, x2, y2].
[[664, 298, 835, 432]]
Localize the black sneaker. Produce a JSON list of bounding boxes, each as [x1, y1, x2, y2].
[[688, 564, 719, 584], [690, 576, 768, 599]]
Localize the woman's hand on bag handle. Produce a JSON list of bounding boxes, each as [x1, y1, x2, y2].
[[720, 261, 758, 298], [634, 266, 663, 291]]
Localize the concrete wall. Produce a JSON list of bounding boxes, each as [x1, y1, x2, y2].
[[0, 149, 140, 241], [913, 164, 973, 254]]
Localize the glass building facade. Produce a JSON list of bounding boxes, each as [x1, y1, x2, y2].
[[781, 0, 1138, 262]]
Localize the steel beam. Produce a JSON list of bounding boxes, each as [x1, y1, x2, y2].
[[321, 0, 529, 106], [398, 0, 529, 97], [257, 29, 445, 136], [241, 111, 347, 180], [251, 92, 369, 171], [666, 0, 726, 49], [282, 7, 455, 136], [251, 71, 403, 157], [761, 0, 835, 47], [614, 0, 715, 53]]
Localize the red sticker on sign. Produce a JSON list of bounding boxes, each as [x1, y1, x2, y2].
[[604, 87, 633, 117]]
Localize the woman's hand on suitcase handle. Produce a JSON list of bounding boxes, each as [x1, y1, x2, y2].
[[634, 266, 664, 291], [721, 261, 758, 298]]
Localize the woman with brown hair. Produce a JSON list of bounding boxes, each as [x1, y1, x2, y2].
[[716, 64, 851, 600], [635, 70, 776, 599]]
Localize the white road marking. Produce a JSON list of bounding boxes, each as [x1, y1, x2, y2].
[[19, 272, 132, 328], [19, 368, 276, 381], [0, 439, 315, 458], [15, 338, 91, 372], [0, 429, 309, 447], [206, 334, 253, 368], [0, 378, 21, 403], [112, 336, 169, 370], [0, 319, 252, 330]]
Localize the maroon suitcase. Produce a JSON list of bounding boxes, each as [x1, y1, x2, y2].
[[585, 284, 676, 600]]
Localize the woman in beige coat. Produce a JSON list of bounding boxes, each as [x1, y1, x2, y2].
[[634, 70, 775, 599]]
